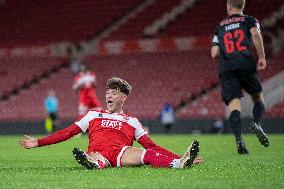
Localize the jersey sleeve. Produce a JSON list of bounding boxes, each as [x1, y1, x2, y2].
[[38, 124, 82, 147], [247, 16, 261, 32], [130, 118, 148, 140], [75, 111, 95, 132], [212, 26, 220, 46]]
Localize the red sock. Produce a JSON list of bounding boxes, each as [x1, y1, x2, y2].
[[141, 149, 175, 168]]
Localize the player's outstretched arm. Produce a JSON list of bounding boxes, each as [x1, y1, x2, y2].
[[19, 135, 39, 149], [19, 124, 82, 149], [250, 27, 267, 70]]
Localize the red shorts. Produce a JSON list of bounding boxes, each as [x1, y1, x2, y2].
[[89, 145, 130, 167]]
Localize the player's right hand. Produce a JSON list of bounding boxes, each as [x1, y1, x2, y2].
[[19, 135, 39, 149], [193, 156, 204, 165], [257, 58, 267, 70]]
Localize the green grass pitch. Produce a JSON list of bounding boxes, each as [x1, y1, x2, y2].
[[0, 134, 283, 189]]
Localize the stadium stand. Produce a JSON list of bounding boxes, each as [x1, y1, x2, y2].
[[0, 0, 284, 122], [143, 0, 199, 36], [0, 50, 217, 120], [107, 0, 181, 40], [258, 52, 284, 81], [0, 48, 283, 120], [99, 0, 284, 40], [85, 50, 218, 119], [0, 57, 64, 98], [158, 0, 284, 37], [176, 88, 225, 119], [0, 0, 142, 47], [260, 4, 284, 56], [0, 68, 77, 121], [266, 100, 284, 118], [3, 50, 283, 121], [176, 50, 284, 119]]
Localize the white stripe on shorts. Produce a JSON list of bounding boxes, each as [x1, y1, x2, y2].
[[116, 146, 130, 167]]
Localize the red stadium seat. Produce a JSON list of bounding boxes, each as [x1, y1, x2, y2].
[[1, 49, 284, 121], [0, 0, 141, 47]]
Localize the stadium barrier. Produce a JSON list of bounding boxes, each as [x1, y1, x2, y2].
[[0, 36, 210, 58], [98, 36, 210, 55], [0, 118, 283, 135]]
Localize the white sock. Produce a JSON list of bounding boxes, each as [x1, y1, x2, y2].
[[170, 159, 180, 169]]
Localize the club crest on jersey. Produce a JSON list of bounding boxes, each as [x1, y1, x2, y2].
[[101, 119, 122, 130], [123, 116, 129, 121]]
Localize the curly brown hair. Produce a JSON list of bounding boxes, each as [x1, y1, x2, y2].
[[106, 77, 132, 95]]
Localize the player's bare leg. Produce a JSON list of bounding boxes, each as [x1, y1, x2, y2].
[[228, 98, 249, 154], [89, 151, 110, 168], [121, 147, 144, 167], [249, 93, 269, 147]]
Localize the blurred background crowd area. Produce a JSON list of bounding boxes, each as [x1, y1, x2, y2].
[[0, 0, 283, 134]]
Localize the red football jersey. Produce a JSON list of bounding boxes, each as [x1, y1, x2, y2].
[[73, 71, 102, 109], [73, 71, 96, 90], [75, 109, 148, 153]]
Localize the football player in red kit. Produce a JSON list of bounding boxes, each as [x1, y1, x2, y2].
[[19, 77, 204, 169], [73, 65, 102, 119]]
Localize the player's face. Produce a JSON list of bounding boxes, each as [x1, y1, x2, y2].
[[106, 89, 127, 113]]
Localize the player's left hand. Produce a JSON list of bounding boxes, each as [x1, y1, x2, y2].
[[257, 58, 267, 70], [19, 135, 39, 149], [193, 156, 204, 165]]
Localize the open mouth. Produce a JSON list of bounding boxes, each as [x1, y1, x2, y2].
[[107, 100, 114, 105]]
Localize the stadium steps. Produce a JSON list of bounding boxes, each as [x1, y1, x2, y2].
[[266, 100, 284, 118], [241, 54, 284, 118], [95, 0, 155, 40], [175, 49, 284, 119], [106, 0, 181, 40], [175, 82, 224, 119], [0, 58, 68, 102], [0, 66, 77, 121], [0, 50, 218, 120], [143, 0, 200, 37], [77, 0, 154, 56], [0, 49, 283, 121], [82, 50, 219, 119]]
